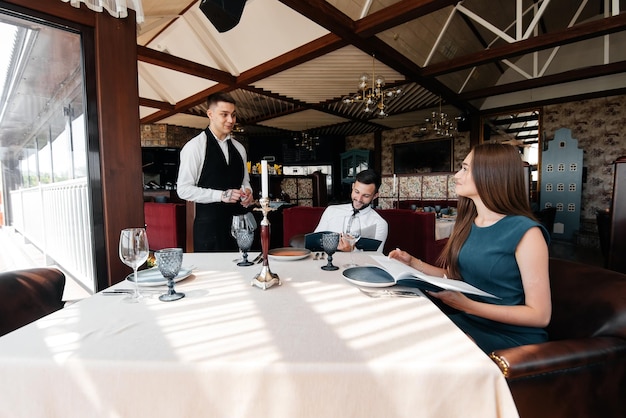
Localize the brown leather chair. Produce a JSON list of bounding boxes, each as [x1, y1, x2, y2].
[[0, 267, 66, 337], [490, 258, 626, 418]]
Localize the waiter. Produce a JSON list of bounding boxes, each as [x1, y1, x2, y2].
[[177, 92, 254, 251]]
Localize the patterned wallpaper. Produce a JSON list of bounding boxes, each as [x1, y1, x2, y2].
[[346, 93, 626, 224], [543, 94, 626, 221], [346, 125, 470, 209]]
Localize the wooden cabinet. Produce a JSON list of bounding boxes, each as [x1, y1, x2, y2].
[[341, 150, 371, 184]]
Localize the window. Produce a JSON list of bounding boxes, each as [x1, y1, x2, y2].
[[0, 7, 97, 293]]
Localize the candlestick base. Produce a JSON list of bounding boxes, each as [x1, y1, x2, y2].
[[251, 265, 280, 290], [251, 196, 280, 290]]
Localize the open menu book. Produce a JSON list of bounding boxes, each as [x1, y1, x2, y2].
[[345, 255, 498, 299]]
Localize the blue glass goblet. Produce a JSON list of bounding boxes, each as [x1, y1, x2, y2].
[[155, 248, 185, 302], [321, 232, 340, 271]]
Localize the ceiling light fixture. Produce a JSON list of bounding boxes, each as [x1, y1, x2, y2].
[[425, 97, 458, 137], [294, 131, 319, 152], [342, 54, 402, 118]]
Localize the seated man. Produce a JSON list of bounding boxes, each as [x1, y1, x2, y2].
[[314, 169, 388, 252]]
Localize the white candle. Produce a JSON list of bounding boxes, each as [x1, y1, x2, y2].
[[392, 174, 397, 194], [261, 160, 269, 198]]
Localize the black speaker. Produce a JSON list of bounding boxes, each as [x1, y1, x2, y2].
[[200, 0, 247, 33]]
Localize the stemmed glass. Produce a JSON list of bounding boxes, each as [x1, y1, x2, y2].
[[231, 214, 255, 266], [321, 232, 340, 271], [342, 215, 361, 268], [434, 205, 442, 219], [155, 248, 185, 302], [119, 228, 149, 303]]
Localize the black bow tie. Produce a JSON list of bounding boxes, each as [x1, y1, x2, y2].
[[352, 208, 360, 216]]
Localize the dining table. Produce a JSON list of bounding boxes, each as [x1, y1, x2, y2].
[[0, 251, 519, 418], [435, 216, 456, 240]]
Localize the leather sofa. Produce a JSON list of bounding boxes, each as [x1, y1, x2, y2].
[[0, 267, 66, 337], [489, 258, 626, 418], [282, 206, 448, 264]]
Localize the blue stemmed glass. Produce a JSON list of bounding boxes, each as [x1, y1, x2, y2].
[[155, 248, 185, 302], [321, 232, 340, 271]]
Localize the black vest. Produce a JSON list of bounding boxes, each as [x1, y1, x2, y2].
[[194, 128, 246, 251]]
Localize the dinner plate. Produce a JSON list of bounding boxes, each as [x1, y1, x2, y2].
[[342, 266, 395, 288], [126, 267, 193, 286], [267, 247, 311, 261]]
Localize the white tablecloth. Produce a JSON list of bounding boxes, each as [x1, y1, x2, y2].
[[436, 218, 456, 240], [0, 252, 518, 418]]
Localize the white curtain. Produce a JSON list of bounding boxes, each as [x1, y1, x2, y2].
[[62, 0, 144, 23]]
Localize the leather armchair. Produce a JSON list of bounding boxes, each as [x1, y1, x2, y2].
[[489, 258, 626, 418], [0, 267, 66, 337]]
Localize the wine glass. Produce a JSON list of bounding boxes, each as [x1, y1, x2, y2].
[[321, 232, 340, 271], [232, 214, 255, 266], [119, 228, 149, 303], [155, 248, 185, 302], [342, 215, 361, 268], [434, 205, 442, 219]]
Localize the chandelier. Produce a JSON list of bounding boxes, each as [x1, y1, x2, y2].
[[425, 97, 458, 137], [294, 132, 319, 152], [342, 54, 402, 118]]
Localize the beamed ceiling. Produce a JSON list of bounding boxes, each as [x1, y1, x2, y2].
[[4, 0, 624, 148], [136, 0, 626, 140]]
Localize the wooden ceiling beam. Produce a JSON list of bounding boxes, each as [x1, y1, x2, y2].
[[459, 60, 626, 101], [137, 45, 235, 83], [422, 12, 626, 77], [355, 0, 459, 38]]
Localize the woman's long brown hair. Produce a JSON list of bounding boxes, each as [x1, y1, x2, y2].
[[438, 143, 535, 279]]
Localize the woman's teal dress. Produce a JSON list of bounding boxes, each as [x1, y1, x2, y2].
[[447, 215, 550, 354]]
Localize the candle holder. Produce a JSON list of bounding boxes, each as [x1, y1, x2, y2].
[[252, 197, 280, 290]]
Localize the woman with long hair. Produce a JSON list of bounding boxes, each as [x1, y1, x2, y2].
[[389, 143, 551, 353]]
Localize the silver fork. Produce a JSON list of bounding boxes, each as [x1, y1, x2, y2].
[[358, 288, 422, 298]]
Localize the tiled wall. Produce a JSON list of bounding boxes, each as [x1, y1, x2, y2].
[[376, 174, 457, 209], [140, 124, 201, 148]]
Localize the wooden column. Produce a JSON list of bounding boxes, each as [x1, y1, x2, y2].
[[608, 156, 626, 273]]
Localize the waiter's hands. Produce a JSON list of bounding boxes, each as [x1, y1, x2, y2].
[[240, 187, 254, 207], [221, 188, 254, 207]]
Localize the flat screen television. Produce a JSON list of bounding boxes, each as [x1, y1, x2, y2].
[[393, 138, 453, 173]]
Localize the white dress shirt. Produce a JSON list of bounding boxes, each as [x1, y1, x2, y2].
[[314, 203, 388, 252], [176, 130, 251, 204]]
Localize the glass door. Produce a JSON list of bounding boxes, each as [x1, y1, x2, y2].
[[0, 5, 98, 294]]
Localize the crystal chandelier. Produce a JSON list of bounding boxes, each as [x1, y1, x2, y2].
[[294, 132, 319, 152], [425, 97, 458, 137], [342, 54, 402, 118]]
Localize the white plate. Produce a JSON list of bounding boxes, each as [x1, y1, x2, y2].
[[267, 247, 311, 261], [126, 267, 193, 286]]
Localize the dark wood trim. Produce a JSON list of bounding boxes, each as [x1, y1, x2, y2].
[[460, 60, 626, 101], [421, 13, 626, 78], [138, 45, 235, 83], [355, 0, 458, 38], [139, 97, 175, 111], [609, 158, 626, 273], [2, 0, 94, 25], [94, 11, 143, 287]]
